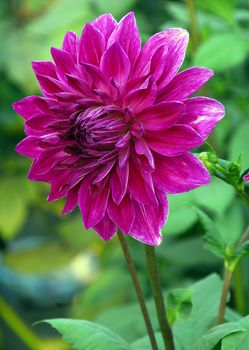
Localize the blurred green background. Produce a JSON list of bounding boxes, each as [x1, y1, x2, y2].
[[0, 0, 249, 349]]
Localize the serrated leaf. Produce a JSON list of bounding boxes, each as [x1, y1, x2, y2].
[[42, 319, 130, 350], [196, 208, 226, 259], [194, 33, 249, 72]]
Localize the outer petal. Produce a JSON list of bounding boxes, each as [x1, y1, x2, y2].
[[13, 96, 41, 120], [79, 23, 105, 66], [62, 31, 78, 62], [180, 97, 225, 139], [92, 14, 117, 41], [126, 77, 156, 113], [108, 195, 135, 233], [78, 178, 110, 229], [51, 48, 75, 78], [243, 172, 249, 182], [129, 193, 168, 246], [137, 101, 185, 130], [94, 214, 116, 240], [145, 125, 204, 156], [16, 136, 42, 157], [153, 152, 211, 194], [108, 12, 141, 65], [100, 42, 130, 86], [157, 67, 213, 102], [62, 183, 80, 215]]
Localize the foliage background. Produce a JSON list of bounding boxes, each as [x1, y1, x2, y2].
[[0, 0, 249, 349]]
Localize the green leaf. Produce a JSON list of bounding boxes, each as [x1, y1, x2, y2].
[[131, 333, 164, 350], [229, 121, 249, 171], [163, 192, 197, 235], [191, 178, 234, 217], [221, 316, 249, 349], [194, 33, 249, 72], [196, 0, 235, 23], [196, 208, 226, 259], [173, 274, 224, 348], [192, 322, 245, 350], [42, 319, 130, 350], [166, 289, 192, 325]]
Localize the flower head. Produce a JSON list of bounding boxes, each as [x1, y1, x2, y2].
[[13, 12, 224, 245]]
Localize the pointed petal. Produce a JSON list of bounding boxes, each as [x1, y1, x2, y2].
[[79, 23, 105, 66], [12, 96, 41, 120], [146, 125, 204, 156], [78, 178, 110, 229], [92, 14, 117, 40], [243, 172, 249, 182], [137, 102, 185, 130], [94, 214, 116, 240], [180, 97, 225, 139], [108, 195, 135, 233], [126, 77, 156, 113], [62, 31, 79, 62], [157, 67, 213, 102], [111, 163, 129, 204], [129, 193, 168, 246], [135, 139, 155, 171], [16, 136, 41, 157], [62, 183, 80, 214], [108, 12, 141, 64], [101, 42, 130, 85], [128, 158, 157, 205], [153, 152, 211, 194], [51, 47, 75, 78]]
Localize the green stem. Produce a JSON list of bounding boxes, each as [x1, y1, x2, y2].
[[146, 246, 175, 350], [216, 268, 233, 325], [237, 190, 249, 206], [233, 263, 246, 315], [117, 231, 158, 350], [0, 295, 43, 350]]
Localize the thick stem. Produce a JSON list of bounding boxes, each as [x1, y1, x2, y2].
[[146, 246, 175, 350], [117, 231, 158, 350], [216, 268, 233, 325]]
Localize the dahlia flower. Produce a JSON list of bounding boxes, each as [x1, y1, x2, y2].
[[244, 172, 249, 182], [14, 12, 224, 245]]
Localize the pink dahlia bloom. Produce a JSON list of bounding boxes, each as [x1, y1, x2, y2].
[[244, 172, 249, 182], [13, 12, 224, 245]]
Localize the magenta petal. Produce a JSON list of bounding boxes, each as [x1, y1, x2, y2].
[[146, 125, 204, 156], [62, 31, 78, 61], [32, 61, 57, 79], [243, 172, 249, 182], [16, 137, 41, 157], [129, 193, 168, 246], [78, 178, 110, 229], [108, 195, 135, 233], [79, 23, 105, 66], [12, 96, 41, 120], [158, 67, 213, 102], [51, 47, 75, 78], [126, 77, 156, 113], [137, 102, 185, 130], [110, 163, 129, 205], [128, 159, 157, 205], [180, 97, 225, 139], [135, 139, 155, 170], [108, 12, 141, 65], [101, 42, 130, 86], [153, 152, 211, 194], [92, 14, 117, 41], [62, 183, 80, 215], [94, 214, 116, 240]]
